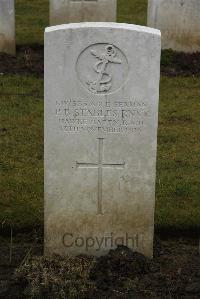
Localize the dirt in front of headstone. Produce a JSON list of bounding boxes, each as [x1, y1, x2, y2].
[[0, 45, 44, 77], [161, 50, 200, 77], [0, 46, 200, 77], [0, 235, 199, 298]]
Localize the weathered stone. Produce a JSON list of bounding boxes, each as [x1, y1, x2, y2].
[[44, 23, 161, 258], [0, 0, 15, 55], [148, 0, 200, 53], [50, 0, 116, 25]]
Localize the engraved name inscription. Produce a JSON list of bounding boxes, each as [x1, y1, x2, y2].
[[76, 138, 125, 214], [56, 98, 151, 134]]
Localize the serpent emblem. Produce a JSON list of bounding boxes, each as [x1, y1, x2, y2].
[[87, 45, 122, 93]]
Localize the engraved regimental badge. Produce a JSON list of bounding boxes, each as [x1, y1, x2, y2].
[[76, 43, 128, 95]]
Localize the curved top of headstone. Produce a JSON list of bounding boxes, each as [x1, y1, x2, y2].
[[45, 22, 161, 36]]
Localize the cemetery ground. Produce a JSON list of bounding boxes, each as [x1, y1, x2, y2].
[[0, 0, 200, 298]]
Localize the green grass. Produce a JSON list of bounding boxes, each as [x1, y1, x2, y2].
[[156, 77, 200, 230], [0, 75, 199, 230], [118, 0, 147, 25], [1, 0, 200, 231], [16, 0, 49, 45], [0, 76, 44, 228]]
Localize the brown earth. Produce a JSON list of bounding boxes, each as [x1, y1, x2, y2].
[[0, 234, 199, 298], [0, 45, 44, 77], [0, 45, 200, 77]]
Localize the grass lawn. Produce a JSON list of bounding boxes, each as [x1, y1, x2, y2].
[[0, 76, 44, 229], [0, 0, 199, 232], [16, 0, 49, 45], [156, 77, 200, 231]]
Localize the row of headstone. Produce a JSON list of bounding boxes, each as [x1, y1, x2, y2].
[[0, 0, 117, 55], [44, 23, 161, 258], [0, 0, 200, 55]]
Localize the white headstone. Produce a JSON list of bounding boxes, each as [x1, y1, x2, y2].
[[44, 23, 161, 258], [148, 0, 200, 53], [50, 0, 116, 25], [0, 0, 15, 55]]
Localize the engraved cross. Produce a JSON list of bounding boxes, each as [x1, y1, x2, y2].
[[76, 138, 125, 215]]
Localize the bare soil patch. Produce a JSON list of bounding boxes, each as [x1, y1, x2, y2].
[[0, 45, 44, 77], [161, 50, 200, 77], [0, 235, 199, 298]]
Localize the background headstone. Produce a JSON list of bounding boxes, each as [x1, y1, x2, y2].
[[44, 23, 161, 258], [148, 0, 200, 53], [0, 0, 15, 55], [50, 0, 117, 25]]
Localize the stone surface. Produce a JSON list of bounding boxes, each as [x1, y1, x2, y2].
[[44, 23, 161, 258], [50, 0, 116, 25], [0, 0, 15, 55], [148, 0, 200, 53]]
